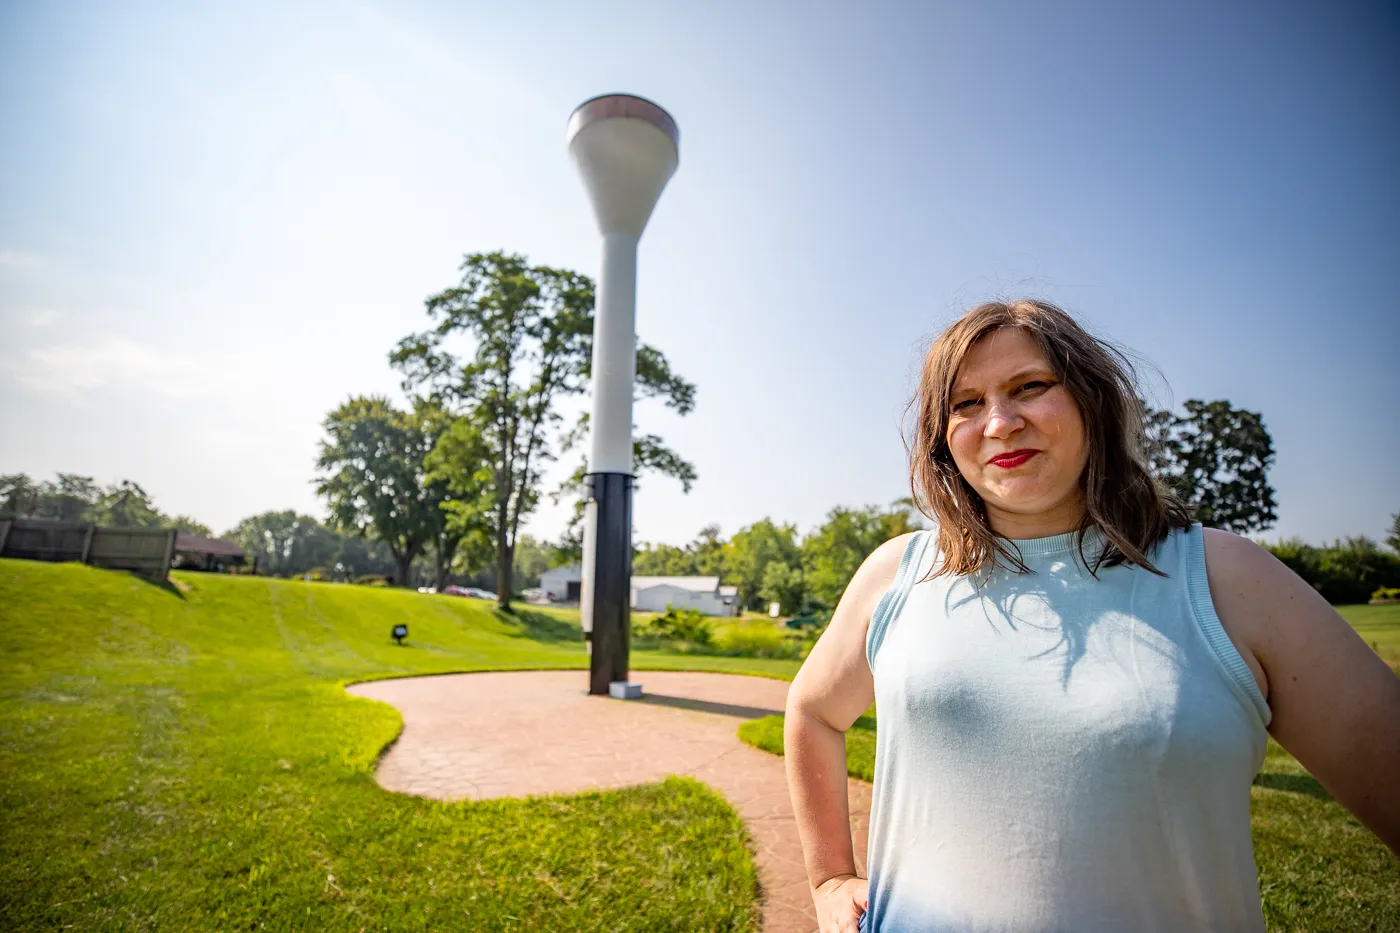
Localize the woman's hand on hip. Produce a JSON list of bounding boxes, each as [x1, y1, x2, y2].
[[813, 874, 868, 933]]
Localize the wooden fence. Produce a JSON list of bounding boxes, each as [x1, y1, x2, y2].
[[0, 518, 177, 580]]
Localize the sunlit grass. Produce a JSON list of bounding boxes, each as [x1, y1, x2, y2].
[[0, 559, 763, 932]]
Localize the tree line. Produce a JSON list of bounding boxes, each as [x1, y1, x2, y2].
[[633, 503, 923, 614], [1262, 518, 1400, 605], [5, 467, 1394, 609], [0, 474, 213, 536]]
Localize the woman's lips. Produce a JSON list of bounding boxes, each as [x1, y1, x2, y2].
[[988, 449, 1039, 469]]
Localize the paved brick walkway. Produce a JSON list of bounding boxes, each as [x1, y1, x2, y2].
[[347, 670, 870, 933]]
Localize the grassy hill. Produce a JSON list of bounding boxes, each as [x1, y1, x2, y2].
[[0, 559, 782, 932]]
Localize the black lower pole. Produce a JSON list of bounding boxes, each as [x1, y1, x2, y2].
[[587, 472, 632, 696]]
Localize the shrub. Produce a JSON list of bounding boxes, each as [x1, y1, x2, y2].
[[353, 574, 392, 587], [637, 606, 714, 646], [1373, 587, 1400, 602], [713, 623, 803, 659]]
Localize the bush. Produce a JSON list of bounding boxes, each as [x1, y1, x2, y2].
[[1373, 587, 1400, 602], [713, 623, 804, 659], [353, 574, 392, 587], [633, 608, 812, 660], [637, 606, 714, 646]]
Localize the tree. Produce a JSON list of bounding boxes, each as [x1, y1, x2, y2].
[[632, 541, 698, 577], [1388, 512, 1400, 555], [328, 533, 399, 581], [1262, 535, 1400, 605], [393, 251, 696, 610], [0, 474, 38, 516], [1146, 399, 1277, 534], [413, 400, 475, 590], [226, 511, 339, 577], [316, 396, 443, 586], [727, 518, 801, 610], [759, 560, 804, 616], [9, 473, 105, 522], [510, 535, 553, 590], [3, 472, 215, 534], [170, 516, 214, 537], [1316, 536, 1399, 605], [97, 480, 165, 527], [800, 500, 923, 610], [633, 525, 727, 579]]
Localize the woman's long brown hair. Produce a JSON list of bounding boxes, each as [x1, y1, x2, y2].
[[906, 299, 1192, 577]]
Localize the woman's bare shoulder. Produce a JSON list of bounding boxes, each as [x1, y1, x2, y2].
[[845, 532, 920, 612]]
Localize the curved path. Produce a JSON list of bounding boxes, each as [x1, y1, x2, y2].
[[347, 670, 870, 933]]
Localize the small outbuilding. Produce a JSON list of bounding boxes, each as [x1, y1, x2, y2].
[[631, 576, 738, 617], [537, 566, 739, 616], [172, 534, 247, 572], [540, 565, 583, 603]]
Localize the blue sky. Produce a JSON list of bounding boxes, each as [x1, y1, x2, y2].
[[1, 0, 1396, 547]]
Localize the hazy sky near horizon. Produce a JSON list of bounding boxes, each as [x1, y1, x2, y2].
[[2, 0, 1397, 546]]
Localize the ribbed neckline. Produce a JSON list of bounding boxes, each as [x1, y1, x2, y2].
[[999, 525, 1104, 557]]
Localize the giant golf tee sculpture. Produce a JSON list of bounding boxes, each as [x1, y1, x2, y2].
[[568, 94, 679, 696]]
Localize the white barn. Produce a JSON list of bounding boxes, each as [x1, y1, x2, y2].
[[539, 565, 582, 602], [631, 576, 738, 617], [537, 566, 739, 616]]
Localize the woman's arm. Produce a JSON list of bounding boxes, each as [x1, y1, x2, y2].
[[785, 534, 911, 932], [1205, 528, 1400, 855]]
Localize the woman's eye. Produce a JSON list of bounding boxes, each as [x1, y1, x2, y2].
[[1018, 380, 1051, 394], [952, 398, 980, 412]]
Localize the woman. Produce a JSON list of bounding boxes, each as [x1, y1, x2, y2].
[[785, 300, 1399, 933]]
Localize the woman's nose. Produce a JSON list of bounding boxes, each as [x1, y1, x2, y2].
[[983, 400, 1024, 439]]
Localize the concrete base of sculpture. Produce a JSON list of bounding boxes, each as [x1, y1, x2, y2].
[[608, 681, 643, 700]]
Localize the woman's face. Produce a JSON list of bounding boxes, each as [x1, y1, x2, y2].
[[945, 327, 1089, 535]]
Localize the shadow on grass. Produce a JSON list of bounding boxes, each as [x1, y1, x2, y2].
[[135, 574, 186, 599], [638, 693, 782, 720], [495, 607, 581, 644], [1253, 771, 1333, 801]]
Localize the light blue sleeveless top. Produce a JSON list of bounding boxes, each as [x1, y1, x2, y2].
[[863, 524, 1271, 933]]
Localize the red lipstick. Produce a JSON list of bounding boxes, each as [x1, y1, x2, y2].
[[988, 449, 1039, 469]]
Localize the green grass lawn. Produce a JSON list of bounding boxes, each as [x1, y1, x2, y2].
[[1344, 601, 1400, 667], [0, 559, 778, 932], [3, 560, 1394, 933], [738, 603, 1400, 932]]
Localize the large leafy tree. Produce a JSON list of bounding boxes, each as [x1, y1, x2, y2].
[[316, 396, 451, 587], [1146, 399, 1277, 534], [393, 251, 695, 610], [801, 501, 923, 610]]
